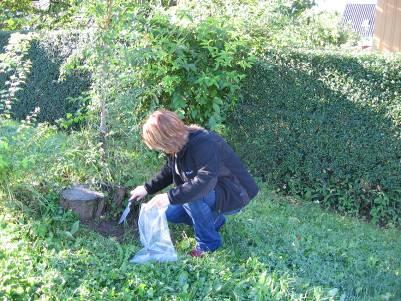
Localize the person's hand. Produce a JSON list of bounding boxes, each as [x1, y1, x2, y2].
[[147, 193, 170, 208], [129, 185, 148, 202]]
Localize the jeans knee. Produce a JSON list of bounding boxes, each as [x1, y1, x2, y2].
[[165, 204, 192, 225], [165, 205, 181, 223], [165, 209, 176, 223]]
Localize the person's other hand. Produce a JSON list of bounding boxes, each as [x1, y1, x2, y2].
[[129, 185, 148, 202], [148, 193, 169, 208]]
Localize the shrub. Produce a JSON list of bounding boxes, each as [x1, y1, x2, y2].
[[172, 0, 358, 51], [226, 48, 401, 225], [131, 13, 254, 127], [55, 1, 356, 134], [0, 0, 83, 31], [76, 9, 255, 129], [0, 0, 33, 30]]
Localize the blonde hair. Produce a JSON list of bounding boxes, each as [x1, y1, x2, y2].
[[142, 110, 191, 154]]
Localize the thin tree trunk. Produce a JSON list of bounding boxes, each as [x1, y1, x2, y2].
[[98, 0, 113, 154]]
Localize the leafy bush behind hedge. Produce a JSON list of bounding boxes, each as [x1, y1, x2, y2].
[[130, 13, 254, 128], [0, 31, 91, 123], [227, 49, 401, 225]]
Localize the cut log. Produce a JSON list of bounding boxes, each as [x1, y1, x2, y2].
[[60, 185, 105, 220]]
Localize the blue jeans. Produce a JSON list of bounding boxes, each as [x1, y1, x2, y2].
[[165, 190, 239, 252]]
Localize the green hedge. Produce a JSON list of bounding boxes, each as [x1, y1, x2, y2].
[[0, 31, 91, 123], [227, 49, 401, 225], [0, 31, 10, 49]]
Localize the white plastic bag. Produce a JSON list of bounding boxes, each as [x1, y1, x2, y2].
[[130, 202, 177, 264]]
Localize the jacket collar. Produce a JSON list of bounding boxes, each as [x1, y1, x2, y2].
[[176, 129, 206, 158]]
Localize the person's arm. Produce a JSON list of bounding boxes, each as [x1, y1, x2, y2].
[[168, 139, 218, 204], [144, 160, 174, 195]]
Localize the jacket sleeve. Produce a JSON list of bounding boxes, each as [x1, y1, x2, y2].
[[168, 139, 218, 204], [144, 160, 173, 195]]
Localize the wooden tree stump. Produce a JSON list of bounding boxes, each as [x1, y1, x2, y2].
[[113, 185, 126, 207], [60, 185, 105, 220]]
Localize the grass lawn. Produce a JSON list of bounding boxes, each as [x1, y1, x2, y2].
[[1, 186, 400, 301]]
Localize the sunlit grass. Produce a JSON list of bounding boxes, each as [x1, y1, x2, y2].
[[1, 186, 400, 300]]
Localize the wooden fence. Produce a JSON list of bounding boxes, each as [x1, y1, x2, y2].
[[373, 0, 401, 52]]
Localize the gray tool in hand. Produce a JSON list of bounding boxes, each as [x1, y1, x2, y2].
[[118, 196, 136, 224]]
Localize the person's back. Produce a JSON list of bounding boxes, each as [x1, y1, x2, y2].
[[195, 130, 259, 213]]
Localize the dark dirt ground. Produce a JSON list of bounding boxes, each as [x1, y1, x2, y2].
[[83, 217, 138, 242], [83, 204, 140, 242]]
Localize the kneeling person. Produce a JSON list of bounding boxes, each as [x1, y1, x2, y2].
[[130, 110, 259, 257]]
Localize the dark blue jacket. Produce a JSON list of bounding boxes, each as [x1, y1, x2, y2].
[[144, 129, 259, 213]]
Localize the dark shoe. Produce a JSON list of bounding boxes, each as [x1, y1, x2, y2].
[[188, 248, 205, 258]]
